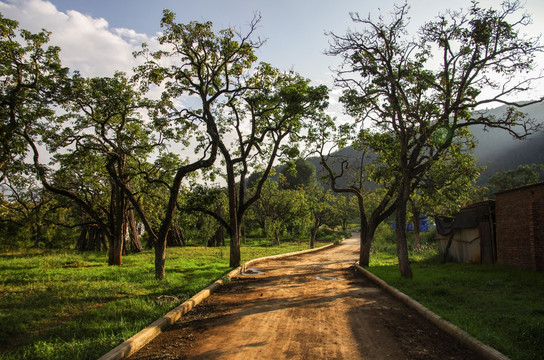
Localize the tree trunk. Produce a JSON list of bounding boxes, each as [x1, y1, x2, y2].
[[226, 167, 241, 268], [127, 208, 142, 253], [355, 194, 372, 267], [229, 225, 241, 267], [155, 237, 166, 279], [75, 226, 88, 251], [208, 225, 224, 247], [76, 224, 107, 251], [412, 207, 421, 249], [395, 185, 413, 278], [33, 224, 42, 248], [108, 183, 125, 266], [310, 215, 320, 249], [145, 234, 154, 250], [167, 223, 185, 247], [359, 221, 379, 267]]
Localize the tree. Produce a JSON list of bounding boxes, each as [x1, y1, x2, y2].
[[26, 72, 150, 265], [252, 178, 309, 245], [0, 169, 66, 248], [137, 11, 329, 269], [328, 1, 543, 277], [486, 164, 544, 194], [308, 116, 399, 266], [215, 67, 327, 266], [408, 129, 482, 247], [0, 14, 68, 183], [131, 11, 265, 278], [306, 186, 339, 249], [333, 194, 358, 232], [280, 158, 317, 190]]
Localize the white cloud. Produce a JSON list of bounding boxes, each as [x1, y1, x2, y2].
[[0, 0, 154, 77]]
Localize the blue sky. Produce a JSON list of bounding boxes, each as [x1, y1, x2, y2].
[[2, 0, 544, 107]]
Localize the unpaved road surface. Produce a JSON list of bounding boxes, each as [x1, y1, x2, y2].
[[130, 237, 483, 359]]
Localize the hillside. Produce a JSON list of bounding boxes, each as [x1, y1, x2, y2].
[[469, 101, 544, 184], [300, 101, 544, 188]]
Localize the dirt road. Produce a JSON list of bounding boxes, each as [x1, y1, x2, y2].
[[130, 236, 483, 359]]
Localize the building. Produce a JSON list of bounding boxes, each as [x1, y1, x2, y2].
[[435, 200, 496, 264], [495, 182, 544, 270]]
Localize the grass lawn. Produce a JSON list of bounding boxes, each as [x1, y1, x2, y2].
[[367, 234, 544, 360], [0, 241, 330, 360]]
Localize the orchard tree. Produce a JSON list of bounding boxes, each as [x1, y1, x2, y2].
[[132, 11, 263, 277], [306, 186, 338, 249], [308, 115, 398, 266], [280, 158, 317, 190], [328, 1, 543, 277], [334, 194, 359, 232], [0, 15, 68, 182], [135, 10, 328, 270], [409, 128, 482, 247], [252, 178, 309, 245], [214, 66, 328, 266], [0, 168, 60, 248], [26, 72, 152, 265]]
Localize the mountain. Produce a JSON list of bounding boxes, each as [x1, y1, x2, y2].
[[469, 101, 544, 184], [301, 101, 544, 188]]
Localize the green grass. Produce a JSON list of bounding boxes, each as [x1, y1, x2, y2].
[[366, 226, 544, 360], [0, 240, 329, 360]]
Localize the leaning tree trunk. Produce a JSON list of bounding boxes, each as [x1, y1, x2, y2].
[[359, 221, 379, 267]]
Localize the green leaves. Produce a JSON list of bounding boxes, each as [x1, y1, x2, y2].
[[1, 14, 69, 180]]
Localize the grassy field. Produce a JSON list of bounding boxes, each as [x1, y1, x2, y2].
[[3, 228, 543, 360], [0, 241, 331, 360], [367, 226, 544, 360]]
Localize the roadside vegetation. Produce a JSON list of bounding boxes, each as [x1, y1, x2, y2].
[[0, 235, 339, 360], [368, 225, 544, 360]]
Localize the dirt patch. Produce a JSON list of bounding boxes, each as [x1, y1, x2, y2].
[[130, 237, 484, 360]]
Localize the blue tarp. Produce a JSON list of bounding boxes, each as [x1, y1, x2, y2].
[[392, 215, 430, 232]]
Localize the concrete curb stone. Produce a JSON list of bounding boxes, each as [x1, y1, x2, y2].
[[98, 243, 336, 360], [354, 264, 510, 360]]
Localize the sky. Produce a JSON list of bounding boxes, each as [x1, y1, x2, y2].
[[2, 0, 544, 115]]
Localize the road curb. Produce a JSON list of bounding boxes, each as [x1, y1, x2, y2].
[[98, 242, 336, 360], [354, 264, 510, 360]]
